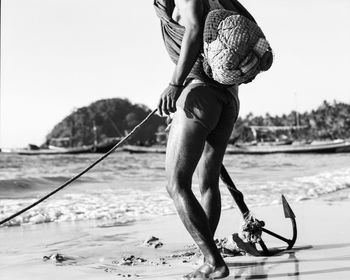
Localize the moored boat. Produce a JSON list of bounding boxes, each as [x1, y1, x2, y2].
[[226, 140, 350, 154], [122, 140, 350, 155], [14, 138, 121, 155], [123, 145, 166, 154]]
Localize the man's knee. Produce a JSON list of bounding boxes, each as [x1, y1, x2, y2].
[[198, 162, 220, 196], [199, 178, 219, 196], [166, 176, 191, 199]]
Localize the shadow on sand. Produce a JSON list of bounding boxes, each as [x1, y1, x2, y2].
[[225, 243, 350, 279]]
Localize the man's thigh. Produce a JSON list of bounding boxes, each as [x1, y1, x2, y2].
[[165, 108, 209, 188], [197, 95, 238, 186], [197, 117, 236, 187]]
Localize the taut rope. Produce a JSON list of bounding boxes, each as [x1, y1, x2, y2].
[[0, 109, 158, 226]]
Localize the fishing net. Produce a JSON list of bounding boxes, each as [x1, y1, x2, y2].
[[203, 9, 273, 85]]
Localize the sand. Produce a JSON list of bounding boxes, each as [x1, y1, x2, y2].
[[1, 191, 350, 280]]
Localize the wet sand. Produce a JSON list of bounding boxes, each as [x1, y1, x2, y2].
[[1, 191, 350, 279]]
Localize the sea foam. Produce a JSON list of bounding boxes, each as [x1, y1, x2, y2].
[[1, 153, 350, 227]]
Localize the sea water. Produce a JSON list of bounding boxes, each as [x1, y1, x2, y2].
[[0, 152, 349, 226]]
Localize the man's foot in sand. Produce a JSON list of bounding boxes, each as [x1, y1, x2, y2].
[[183, 263, 229, 279]]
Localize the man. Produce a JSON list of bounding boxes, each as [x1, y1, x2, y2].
[[156, 0, 254, 278]]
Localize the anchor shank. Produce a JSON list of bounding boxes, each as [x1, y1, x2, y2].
[[259, 240, 270, 256], [261, 227, 291, 244], [220, 164, 250, 215]]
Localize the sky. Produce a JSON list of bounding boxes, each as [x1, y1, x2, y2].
[[1, 0, 350, 148]]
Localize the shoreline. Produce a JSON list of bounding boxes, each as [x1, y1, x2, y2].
[[1, 193, 350, 279]]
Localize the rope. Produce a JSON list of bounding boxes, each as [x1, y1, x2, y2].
[[0, 109, 158, 226]]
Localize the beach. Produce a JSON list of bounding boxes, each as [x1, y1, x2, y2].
[[1, 152, 350, 279], [1, 191, 350, 279]]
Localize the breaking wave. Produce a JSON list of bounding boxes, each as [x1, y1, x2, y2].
[[1, 152, 349, 227]]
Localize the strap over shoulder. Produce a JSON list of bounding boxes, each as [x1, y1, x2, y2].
[[154, 0, 175, 17], [153, 0, 185, 65], [154, 0, 256, 23]]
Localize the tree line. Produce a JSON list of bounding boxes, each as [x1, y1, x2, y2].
[[46, 99, 350, 147], [232, 100, 350, 143]]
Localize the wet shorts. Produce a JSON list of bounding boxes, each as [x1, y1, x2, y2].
[[176, 80, 240, 132]]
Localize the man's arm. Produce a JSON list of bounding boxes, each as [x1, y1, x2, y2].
[[170, 0, 204, 85], [158, 0, 204, 116]]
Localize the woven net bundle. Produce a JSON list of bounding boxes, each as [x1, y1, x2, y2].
[[203, 9, 273, 85]]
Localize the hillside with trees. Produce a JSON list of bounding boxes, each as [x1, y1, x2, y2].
[[45, 98, 166, 147], [46, 99, 350, 147], [232, 100, 350, 143]]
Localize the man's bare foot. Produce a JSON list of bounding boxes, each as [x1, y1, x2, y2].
[[182, 263, 229, 279]]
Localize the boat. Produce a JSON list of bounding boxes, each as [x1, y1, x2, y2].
[[123, 145, 166, 154], [11, 140, 350, 156], [122, 139, 350, 155], [226, 125, 350, 154], [15, 138, 121, 155], [16, 145, 94, 155], [226, 139, 350, 154]]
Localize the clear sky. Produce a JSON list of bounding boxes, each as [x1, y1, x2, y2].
[[1, 0, 350, 148]]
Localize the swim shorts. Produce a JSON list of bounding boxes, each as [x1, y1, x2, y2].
[[176, 79, 240, 132]]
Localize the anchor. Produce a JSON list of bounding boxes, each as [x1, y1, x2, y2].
[[220, 164, 297, 256]]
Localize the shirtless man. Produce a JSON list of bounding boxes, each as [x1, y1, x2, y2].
[[157, 0, 241, 278]]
